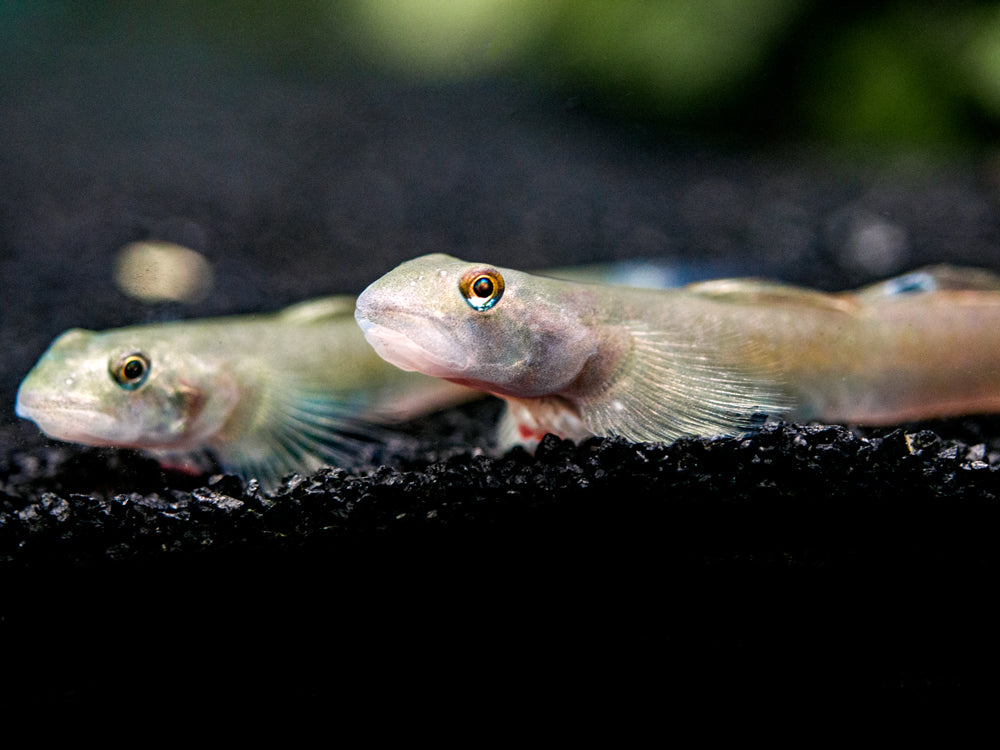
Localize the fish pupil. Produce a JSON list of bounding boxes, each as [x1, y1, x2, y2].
[[472, 276, 494, 299], [123, 359, 144, 380]]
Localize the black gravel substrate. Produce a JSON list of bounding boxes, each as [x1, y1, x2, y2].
[[5, 23, 1000, 708]]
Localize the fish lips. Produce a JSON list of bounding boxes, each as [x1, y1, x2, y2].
[[354, 302, 473, 379], [356, 316, 468, 379], [15, 388, 131, 447]]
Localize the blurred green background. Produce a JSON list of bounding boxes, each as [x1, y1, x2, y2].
[[6, 0, 1000, 150]]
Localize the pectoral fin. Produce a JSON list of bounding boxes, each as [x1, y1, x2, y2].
[[211, 377, 388, 489], [580, 322, 793, 443]]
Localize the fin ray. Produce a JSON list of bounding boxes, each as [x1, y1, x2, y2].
[[211, 375, 390, 489], [579, 321, 792, 443]]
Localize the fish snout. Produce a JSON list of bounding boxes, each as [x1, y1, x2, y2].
[[14, 384, 37, 420], [13, 371, 50, 420]]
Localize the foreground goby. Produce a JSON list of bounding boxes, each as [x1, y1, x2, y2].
[[355, 254, 1000, 449]]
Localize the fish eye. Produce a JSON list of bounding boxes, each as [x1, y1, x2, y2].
[[459, 267, 505, 311], [111, 352, 151, 390]]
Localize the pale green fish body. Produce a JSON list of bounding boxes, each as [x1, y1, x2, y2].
[[16, 296, 474, 484], [355, 254, 1000, 449]]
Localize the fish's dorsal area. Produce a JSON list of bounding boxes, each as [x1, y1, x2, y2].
[[683, 278, 859, 314]]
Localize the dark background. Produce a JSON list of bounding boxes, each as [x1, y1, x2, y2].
[[4, 2, 1000, 708]]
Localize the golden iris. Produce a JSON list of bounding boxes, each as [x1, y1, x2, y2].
[[459, 267, 504, 311], [111, 352, 151, 390]]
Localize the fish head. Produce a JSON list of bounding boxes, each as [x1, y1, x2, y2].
[[16, 326, 239, 451], [355, 254, 599, 398]]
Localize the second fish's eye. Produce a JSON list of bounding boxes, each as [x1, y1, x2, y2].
[[111, 352, 150, 390], [460, 268, 505, 311]]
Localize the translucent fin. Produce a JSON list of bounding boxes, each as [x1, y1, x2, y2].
[[579, 322, 792, 443], [857, 264, 1000, 297], [146, 449, 218, 477], [495, 397, 593, 452], [277, 295, 357, 323], [211, 378, 388, 490], [685, 278, 858, 313], [495, 404, 522, 451], [539, 258, 760, 290]]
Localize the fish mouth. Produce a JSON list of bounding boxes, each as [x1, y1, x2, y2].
[[15, 389, 131, 447], [355, 312, 468, 379]]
